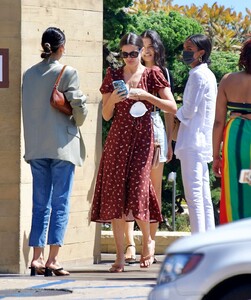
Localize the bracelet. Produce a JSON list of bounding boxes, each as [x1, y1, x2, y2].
[[136, 92, 140, 101]]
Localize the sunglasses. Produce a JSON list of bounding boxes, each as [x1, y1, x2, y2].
[[120, 51, 140, 58]]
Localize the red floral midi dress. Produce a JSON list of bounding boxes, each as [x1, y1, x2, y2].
[[91, 66, 169, 223]]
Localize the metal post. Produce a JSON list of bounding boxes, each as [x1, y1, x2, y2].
[[168, 172, 177, 231]]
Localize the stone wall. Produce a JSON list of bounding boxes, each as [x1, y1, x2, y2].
[[101, 231, 191, 255], [0, 0, 103, 273]]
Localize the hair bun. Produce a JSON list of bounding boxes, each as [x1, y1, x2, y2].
[[44, 43, 51, 51]]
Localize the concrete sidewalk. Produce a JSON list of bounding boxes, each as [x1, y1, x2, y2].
[[0, 254, 165, 299]]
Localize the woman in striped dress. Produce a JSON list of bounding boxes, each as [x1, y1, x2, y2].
[[212, 38, 251, 223]]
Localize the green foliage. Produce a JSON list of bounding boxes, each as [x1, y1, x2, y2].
[[102, 119, 112, 146], [210, 51, 240, 82], [170, 59, 189, 98], [171, 214, 190, 232], [133, 1, 250, 52], [104, 0, 134, 49], [127, 11, 203, 59], [162, 149, 184, 196], [211, 187, 221, 206], [104, 0, 132, 9]]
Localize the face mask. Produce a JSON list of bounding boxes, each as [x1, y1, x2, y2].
[[182, 51, 195, 65], [129, 102, 148, 118]]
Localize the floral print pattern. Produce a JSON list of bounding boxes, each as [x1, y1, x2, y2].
[[91, 67, 169, 223]]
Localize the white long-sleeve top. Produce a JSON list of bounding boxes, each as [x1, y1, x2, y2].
[[174, 63, 217, 162]]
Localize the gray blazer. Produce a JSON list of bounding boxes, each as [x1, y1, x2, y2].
[[22, 59, 88, 166]]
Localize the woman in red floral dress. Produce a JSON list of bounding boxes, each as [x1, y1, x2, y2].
[[91, 33, 177, 272]]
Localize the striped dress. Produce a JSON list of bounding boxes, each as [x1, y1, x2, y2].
[[220, 102, 251, 223]]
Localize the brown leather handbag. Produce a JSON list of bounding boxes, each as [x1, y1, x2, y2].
[[152, 142, 161, 169], [50, 65, 73, 115], [172, 117, 180, 141]]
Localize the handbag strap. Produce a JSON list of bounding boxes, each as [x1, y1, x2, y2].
[[165, 68, 170, 83], [54, 65, 67, 88]]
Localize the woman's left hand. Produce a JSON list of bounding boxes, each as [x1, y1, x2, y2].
[[212, 157, 222, 177], [128, 88, 149, 101]]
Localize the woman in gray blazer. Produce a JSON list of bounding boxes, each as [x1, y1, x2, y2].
[[22, 27, 88, 276]]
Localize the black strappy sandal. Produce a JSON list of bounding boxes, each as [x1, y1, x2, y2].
[[29, 266, 45, 276], [44, 267, 70, 276]]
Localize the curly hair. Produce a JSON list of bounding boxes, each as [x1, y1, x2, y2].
[[239, 38, 251, 74]]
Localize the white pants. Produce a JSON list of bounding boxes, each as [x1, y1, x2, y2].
[[179, 150, 215, 233]]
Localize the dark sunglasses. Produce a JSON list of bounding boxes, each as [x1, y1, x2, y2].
[[120, 51, 140, 58]]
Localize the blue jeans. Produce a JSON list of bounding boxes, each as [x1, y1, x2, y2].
[[29, 159, 75, 247]]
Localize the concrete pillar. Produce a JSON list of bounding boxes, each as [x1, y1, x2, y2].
[[0, 0, 103, 274]]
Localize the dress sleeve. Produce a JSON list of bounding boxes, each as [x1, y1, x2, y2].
[[99, 67, 114, 94], [149, 66, 170, 94]]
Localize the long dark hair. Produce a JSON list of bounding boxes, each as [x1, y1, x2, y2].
[[186, 34, 212, 65], [119, 32, 143, 50], [41, 27, 65, 59], [141, 30, 174, 91], [141, 30, 166, 75], [239, 38, 251, 74]]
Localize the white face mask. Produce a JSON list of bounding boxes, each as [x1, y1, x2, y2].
[[129, 102, 148, 117]]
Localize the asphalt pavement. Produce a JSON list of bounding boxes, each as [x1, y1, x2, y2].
[[0, 254, 165, 299]]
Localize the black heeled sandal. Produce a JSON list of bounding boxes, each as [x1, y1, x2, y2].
[[44, 267, 70, 276], [44, 267, 53, 277], [29, 266, 45, 276]]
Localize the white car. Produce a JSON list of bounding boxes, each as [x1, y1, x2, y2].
[[148, 218, 251, 300]]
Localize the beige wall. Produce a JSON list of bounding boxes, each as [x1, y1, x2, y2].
[[0, 0, 103, 273]]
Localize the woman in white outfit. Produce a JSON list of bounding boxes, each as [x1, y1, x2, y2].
[[175, 34, 217, 233]]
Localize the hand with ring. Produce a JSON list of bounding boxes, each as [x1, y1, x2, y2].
[[111, 88, 128, 104], [128, 88, 146, 101]]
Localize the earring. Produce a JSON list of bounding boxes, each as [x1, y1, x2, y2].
[[199, 56, 202, 63]]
